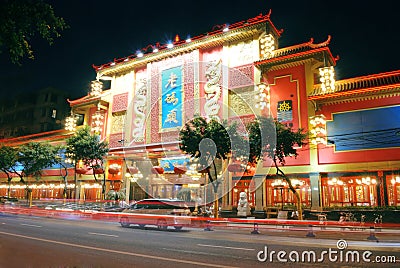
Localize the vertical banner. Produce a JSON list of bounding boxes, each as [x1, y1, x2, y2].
[[161, 66, 183, 130]]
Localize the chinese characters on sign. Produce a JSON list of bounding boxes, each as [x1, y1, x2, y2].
[[161, 66, 183, 130]]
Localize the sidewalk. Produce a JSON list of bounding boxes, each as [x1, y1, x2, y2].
[[200, 218, 400, 244]]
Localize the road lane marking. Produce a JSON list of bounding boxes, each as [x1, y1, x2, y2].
[[88, 232, 119, 237], [197, 243, 255, 251], [20, 223, 42, 228], [0, 231, 238, 268], [162, 248, 252, 260]]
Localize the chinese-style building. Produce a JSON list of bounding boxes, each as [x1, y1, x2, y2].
[[1, 10, 400, 213]]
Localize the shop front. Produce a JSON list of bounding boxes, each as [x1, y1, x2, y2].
[[265, 177, 311, 209], [387, 174, 400, 206], [321, 175, 378, 207]]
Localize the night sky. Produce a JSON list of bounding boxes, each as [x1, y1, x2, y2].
[[1, 0, 399, 100]]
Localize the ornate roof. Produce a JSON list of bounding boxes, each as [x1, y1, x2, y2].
[[93, 11, 282, 77], [67, 89, 110, 108], [309, 70, 400, 103], [254, 36, 337, 71]]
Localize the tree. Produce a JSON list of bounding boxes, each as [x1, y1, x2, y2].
[[0, 145, 18, 197], [247, 116, 308, 220], [179, 117, 243, 218], [13, 142, 59, 206], [0, 0, 68, 64], [66, 126, 109, 199], [54, 146, 70, 200]]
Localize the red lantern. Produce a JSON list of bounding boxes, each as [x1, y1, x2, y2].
[[75, 168, 88, 175], [197, 166, 210, 173], [174, 165, 187, 175], [93, 168, 104, 174], [108, 167, 120, 175], [127, 166, 138, 174], [227, 163, 243, 172], [151, 166, 164, 174]]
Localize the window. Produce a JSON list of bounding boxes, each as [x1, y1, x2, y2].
[[52, 109, 57, 118]]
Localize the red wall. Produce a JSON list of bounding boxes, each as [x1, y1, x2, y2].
[[264, 65, 310, 167], [318, 96, 400, 164]]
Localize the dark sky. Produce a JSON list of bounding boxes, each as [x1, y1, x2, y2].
[[1, 0, 399, 99]]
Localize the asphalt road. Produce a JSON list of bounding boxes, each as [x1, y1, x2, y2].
[[1, 213, 399, 268]]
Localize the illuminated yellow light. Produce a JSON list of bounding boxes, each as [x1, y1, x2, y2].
[[90, 80, 103, 96], [259, 34, 275, 59], [319, 66, 336, 92], [65, 113, 77, 132]]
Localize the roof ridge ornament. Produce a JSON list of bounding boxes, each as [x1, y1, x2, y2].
[[309, 35, 331, 48]]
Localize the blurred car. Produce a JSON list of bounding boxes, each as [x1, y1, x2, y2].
[[0, 196, 18, 205], [100, 201, 129, 212], [118, 198, 191, 230]]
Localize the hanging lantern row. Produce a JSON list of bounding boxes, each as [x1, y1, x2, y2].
[[65, 112, 77, 132], [254, 83, 270, 110], [75, 167, 104, 175], [90, 80, 103, 96], [309, 114, 327, 145], [259, 33, 275, 59], [91, 110, 104, 134], [319, 66, 336, 92]]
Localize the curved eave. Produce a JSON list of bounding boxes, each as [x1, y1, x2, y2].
[[309, 70, 400, 104], [255, 46, 336, 70], [96, 24, 267, 77], [308, 84, 400, 105], [0, 130, 73, 147], [67, 90, 111, 108]]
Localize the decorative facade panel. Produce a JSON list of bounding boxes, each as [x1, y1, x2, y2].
[[228, 91, 254, 116], [112, 93, 129, 113], [111, 111, 125, 134], [228, 64, 254, 89], [109, 133, 124, 148], [228, 40, 257, 67], [131, 70, 148, 143]]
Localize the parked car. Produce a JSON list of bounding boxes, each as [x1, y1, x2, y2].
[[118, 198, 191, 230]]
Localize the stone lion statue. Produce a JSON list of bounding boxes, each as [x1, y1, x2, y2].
[[237, 191, 251, 217]]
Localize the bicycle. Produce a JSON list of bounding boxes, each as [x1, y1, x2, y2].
[[339, 212, 357, 223], [374, 214, 383, 231], [338, 212, 363, 230]]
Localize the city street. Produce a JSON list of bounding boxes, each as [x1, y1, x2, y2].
[[1, 212, 399, 267]]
